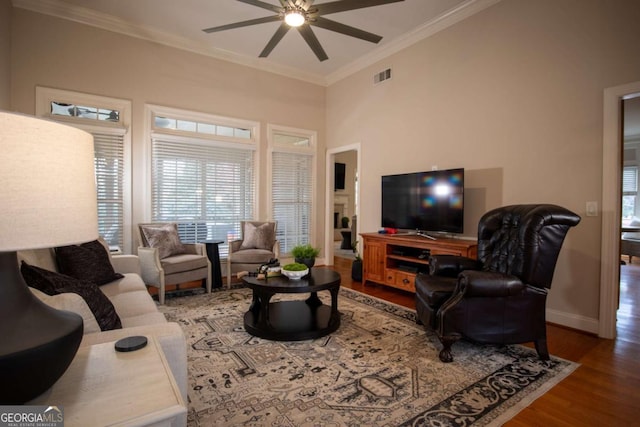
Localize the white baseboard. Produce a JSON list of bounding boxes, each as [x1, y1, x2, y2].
[[546, 308, 599, 334]]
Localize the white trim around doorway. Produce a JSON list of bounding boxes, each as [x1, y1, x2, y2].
[[600, 80, 640, 339], [325, 143, 361, 266]]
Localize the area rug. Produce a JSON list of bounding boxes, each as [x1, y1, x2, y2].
[[160, 286, 578, 426]]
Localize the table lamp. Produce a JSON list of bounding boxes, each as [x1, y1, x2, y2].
[[0, 111, 98, 403]]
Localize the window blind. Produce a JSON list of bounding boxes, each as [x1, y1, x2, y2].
[[271, 151, 313, 253], [151, 134, 255, 252], [623, 166, 638, 193], [92, 132, 125, 250]]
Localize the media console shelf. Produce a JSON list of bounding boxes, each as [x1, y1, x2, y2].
[[361, 232, 477, 293]]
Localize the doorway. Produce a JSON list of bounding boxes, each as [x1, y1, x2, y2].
[[325, 144, 360, 266], [600, 81, 640, 339]]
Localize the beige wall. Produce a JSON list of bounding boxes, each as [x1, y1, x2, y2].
[[10, 9, 326, 254], [8, 0, 640, 330], [0, 0, 11, 109], [326, 0, 640, 326]]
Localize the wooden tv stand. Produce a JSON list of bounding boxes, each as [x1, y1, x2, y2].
[[361, 232, 477, 293]]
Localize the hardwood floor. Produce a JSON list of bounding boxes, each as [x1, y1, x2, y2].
[[330, 256, 640, 426]]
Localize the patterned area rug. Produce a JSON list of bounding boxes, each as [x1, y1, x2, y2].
[[160, 286, 578, 426]]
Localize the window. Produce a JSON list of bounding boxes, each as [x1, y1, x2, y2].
[[623, 165, 638, 222], [36, 87, 131, 252], [268, 126, 317, 254], [149, 106, 258, 256]]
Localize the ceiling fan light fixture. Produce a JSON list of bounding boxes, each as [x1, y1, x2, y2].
[[284, 9, 306, 27]]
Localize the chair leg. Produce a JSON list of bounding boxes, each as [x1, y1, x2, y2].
[[534, 337, 550, 360], [438, 333, 461, 363], [158, 278, 165, 305]]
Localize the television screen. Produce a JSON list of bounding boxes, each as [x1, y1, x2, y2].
[[381, 168, 464, 233], [335, 163, 346, 190]]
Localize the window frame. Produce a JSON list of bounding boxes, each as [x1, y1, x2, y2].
[[267, 124, 318, 255], [35, 86, 132, 253], [145, 104, 260, 255]]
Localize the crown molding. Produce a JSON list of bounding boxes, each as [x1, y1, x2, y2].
[[325, 0, 502, 85], [12, 0, 327, 86], [13, 0, 502, 87]]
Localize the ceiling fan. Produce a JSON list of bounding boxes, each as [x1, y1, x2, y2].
[[203, 0, 405, 62]]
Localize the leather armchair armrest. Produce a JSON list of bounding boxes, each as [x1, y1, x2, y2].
[[458, 270, 525, 297], [181, 243, 206, 256], [429, 254, 481, 277], [229, 239, 243, 254]]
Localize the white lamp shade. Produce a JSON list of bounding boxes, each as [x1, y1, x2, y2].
[[0, 111, 98, 251]]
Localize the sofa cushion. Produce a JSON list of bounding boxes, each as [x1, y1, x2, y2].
[[240, 222, 276, 250], [55, 239, 124, 286], [229, 248, 275, 264], [99, 273, 148, 298], [140, 223, 186, 259], [21, 262, 122, 331]]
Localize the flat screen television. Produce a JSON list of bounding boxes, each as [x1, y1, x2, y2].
[[381, 168, 464, 234], [335, 163, 346, 190]]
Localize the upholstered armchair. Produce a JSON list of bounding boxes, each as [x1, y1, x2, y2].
[[136, 223, 211, 304], [415, 204, 581, 362], [227, 221, 279, 286]]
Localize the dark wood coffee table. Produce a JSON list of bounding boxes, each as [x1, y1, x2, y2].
[[242, 268, 341, 341]]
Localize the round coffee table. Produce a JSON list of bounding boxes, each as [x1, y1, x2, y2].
[[242, 268, 341, 341]]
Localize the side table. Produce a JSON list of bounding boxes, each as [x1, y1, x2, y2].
[[29, 337, 186, 427], [201, 240, 224, 288]]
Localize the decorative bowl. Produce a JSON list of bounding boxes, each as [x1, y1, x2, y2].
[[281, 268, 309, 280]]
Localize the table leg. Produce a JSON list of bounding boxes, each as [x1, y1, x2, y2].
[[306, 292, 322, 308], [204, 242, 223, 289]]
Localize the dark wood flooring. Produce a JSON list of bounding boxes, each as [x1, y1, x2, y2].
[[330, 256, 640, 426]]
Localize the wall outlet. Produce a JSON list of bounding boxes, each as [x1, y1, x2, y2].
[[586, 201, 598, 217]]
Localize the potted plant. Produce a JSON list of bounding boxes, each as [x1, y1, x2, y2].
[[291, 244, 321, 269], [351, 240, 362, 282], [341, 216, 350, 229]]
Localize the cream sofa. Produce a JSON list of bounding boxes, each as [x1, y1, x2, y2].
[[17, 244, 188, 403]]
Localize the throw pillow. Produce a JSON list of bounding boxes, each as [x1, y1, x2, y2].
[[20, 262, 122, 331], [55, 239, 124, 286], [140, 223, 186, 259], [240, 222, 276, 250]]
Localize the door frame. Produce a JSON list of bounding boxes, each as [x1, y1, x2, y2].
[[325, 143, 361, 265], [600, 80, 640, 338]]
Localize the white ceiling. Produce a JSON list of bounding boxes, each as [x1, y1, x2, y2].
[[14, 0, 500, 85]]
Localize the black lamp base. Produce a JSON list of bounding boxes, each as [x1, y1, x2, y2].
[[0, 251, 83, 404]]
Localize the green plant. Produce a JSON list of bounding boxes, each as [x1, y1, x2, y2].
[[291, 244, 320, 259], [282, 262, 308, 271], [351, 240, 361, 261], [341, 216, 350, 228]]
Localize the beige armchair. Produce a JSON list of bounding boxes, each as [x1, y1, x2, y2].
[[227, 221, 279, 287], [136, 223, 211, 304]]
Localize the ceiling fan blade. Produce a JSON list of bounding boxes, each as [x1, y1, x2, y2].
[[259, 22, 291, 57], [297, 25, 328, 61], [311, 16, 382, 43], [315, 0, 404, 15], [237, 0, 283, 14], [202, 15, 281, 33]]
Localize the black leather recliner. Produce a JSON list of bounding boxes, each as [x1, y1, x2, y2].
[[415, 204, 581, 362]]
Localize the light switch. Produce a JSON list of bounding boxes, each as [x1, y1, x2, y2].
[[586, 201, 598, 217]]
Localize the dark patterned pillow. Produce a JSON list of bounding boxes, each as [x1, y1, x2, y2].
[[240, 222, 276, 250], [20, 262, 122, 331], [55, 240, 124, 286], [140, 223, 186, 259]]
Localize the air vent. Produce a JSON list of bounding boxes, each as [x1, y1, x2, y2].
[[374, 68, 392, 85]]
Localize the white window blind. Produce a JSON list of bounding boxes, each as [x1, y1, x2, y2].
[[93, 132, 125, 250], [151, 134, 255, 251], [623, 166, 638, 193], [271, 151, 313, 253]]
